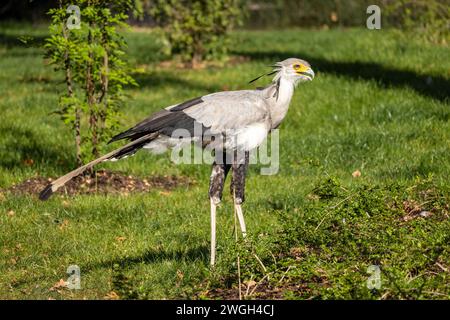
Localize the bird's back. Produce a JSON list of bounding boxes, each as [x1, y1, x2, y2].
[[181, 89, 272, 133]]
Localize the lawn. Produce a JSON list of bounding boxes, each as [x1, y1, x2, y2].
[[0, 23, 449, 299]]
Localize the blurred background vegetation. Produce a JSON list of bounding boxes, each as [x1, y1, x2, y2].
[[1, 0, 447, 66], [1, 0, 448, 41]]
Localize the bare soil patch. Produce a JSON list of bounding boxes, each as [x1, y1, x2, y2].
[[3, 170, 193, 198], [206, 282, 313, 300]]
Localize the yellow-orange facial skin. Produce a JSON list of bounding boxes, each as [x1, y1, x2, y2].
[[293, 63, 309, 74]]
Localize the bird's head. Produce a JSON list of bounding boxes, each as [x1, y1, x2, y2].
[[250, 57, 314, 87], [273, 58, 314, 85]]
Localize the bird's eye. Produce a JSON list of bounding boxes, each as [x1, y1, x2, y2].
[[293, 64, 301, 70]]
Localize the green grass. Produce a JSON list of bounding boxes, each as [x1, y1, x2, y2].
[[0, 24, 449, 299]]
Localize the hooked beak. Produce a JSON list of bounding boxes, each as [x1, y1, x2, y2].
[[299, 68, 315, 81]]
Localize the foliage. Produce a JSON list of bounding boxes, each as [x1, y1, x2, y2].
[[44, 0, 136, 164], [148, 0, 245, 66], [246, 0, 374, 29], [245, 0, 449, 46], [383, 0, 449, 45], [213, 176, 449, 299]]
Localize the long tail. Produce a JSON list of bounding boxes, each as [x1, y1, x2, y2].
[[39, 133, 158, 200]]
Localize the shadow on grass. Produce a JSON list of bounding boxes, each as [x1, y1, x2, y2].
[[85, 245, 209, 272], [0, 125, 73, 172], [234, 50, 450, 103], [7, 241, 208, 294], [0, 32, 46, 48], [10, 245, 209, 290]]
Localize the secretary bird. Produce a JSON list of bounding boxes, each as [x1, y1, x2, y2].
[[39, 58, 315, 266]]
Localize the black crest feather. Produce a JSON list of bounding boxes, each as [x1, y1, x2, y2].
[[248, 69, 278, 84]]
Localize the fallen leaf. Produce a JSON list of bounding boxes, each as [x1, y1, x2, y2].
[[289, 247, 306, 259], [49, 279, 68, 291], [306, 193, 320, 201], [104, 291, 119, 300], [23, 159, 34, 166], [59, 219, 69, 230], [7, 210, 15, 217], [352, 170, 361, 178], [401, 200, 428, 222], [116, 236, 126, 242], [403, 200, 421, 214], [62, 200, 70, 208]]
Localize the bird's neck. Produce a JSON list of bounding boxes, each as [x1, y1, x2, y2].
[[269, 77, 295, 129], [277, 77, 295, 105]]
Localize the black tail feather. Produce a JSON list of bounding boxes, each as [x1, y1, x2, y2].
[[110, 138, 153, 160], [38, 133, 158, 201], [39, 184, 53, 201]]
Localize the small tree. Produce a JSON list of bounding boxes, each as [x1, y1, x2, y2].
[[45, 0, 136, 165], [149, 0, 245, 67]]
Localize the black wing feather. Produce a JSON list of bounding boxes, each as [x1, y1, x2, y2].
[[108, 97, 206, 143]]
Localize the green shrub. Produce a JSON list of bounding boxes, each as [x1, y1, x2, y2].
[[215, 176, 450, 299], [384, 0, 449, 45], [149, 0, 245, 66]]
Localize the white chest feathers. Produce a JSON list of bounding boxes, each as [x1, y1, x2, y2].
[[225, 122, 269, 151]]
